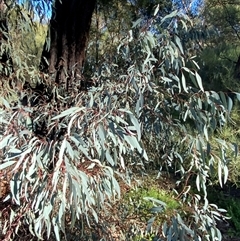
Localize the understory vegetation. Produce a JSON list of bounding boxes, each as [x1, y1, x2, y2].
[[1, 0, 240, 240]]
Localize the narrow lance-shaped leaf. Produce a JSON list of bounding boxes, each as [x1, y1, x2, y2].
[[223, 165, 228, 184], [98, 124, 106, 146], [154, 4, 159, 16], [203, 125, 209, 141], [175, 35, 184, 54], [0, 97, 11, 108], [146, 216, 156, 232], [196, 174, 200, 191], [67, 114, 78, 136], [78, 144, 91, 160], [219, 91, 227, 109], [58, 138, 66, 168], [181, 72, 188, 93], [52, 107, 85, 120], [232, 143, 238, 158], [52, 217, 60, 241], [234, 92, 240, 102], [119, 154, 125, 170], [161, 76, 172, 83], [161, 10, 178, 24], [227, 96, 233, 113], [192, 59, 200, 69], [10, 176, 21, 205], [124, 135, 142, 153], [66, 140, 75, 160], [143, 197, 167, 207], [0, 160, 16, 170], [129, 114, 141, 141], [195, 71, 204, 92], [0, 134, 12, 149], [218, 159, 222, 188], [106, 149, 114, 166]]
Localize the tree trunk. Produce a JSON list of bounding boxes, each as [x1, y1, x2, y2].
[[40, 0, 96, 87], [235, 54, 240, 80], [0, 0, 13, 76]]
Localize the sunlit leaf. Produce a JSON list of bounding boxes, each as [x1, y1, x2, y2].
[[154, 4, 159, 16], [223, 165, 228, 184], [0, 134, 12, 149], [52, 218, 60, 241], [52, 107, 85, 120], [181, 72, 188, 93], [175, 35, 184, 54], [129, 114, 141, 141], [143, 197, 167, 207], [218, 160, 222, 188], [161, 10, 178, 24], [0, 160, 16, 170], [195, 71, 204, 91], [106, 149, 114, 166], [227, 96, 233, 113], [196, 174, 200, 191]]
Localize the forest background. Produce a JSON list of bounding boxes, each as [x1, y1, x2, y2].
[[1, 0, 240, 240]]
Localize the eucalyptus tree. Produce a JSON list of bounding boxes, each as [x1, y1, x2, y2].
[[0, 1, 238, 240]]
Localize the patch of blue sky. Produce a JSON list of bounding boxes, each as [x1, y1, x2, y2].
[[172, 0, 204, 15], [17, 0, 204, 21], [17, 0, 52, 20]]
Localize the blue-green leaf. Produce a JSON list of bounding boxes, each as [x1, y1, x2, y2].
[[0, 160, 16, 170], [227, 96, 233, 112], [175, 35, 184, 54], [181, 72, 188, 93], [195, 71, 204, 91]]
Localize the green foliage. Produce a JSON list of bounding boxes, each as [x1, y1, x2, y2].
[[8, 5, 47, 68], [116, 175, 188, 240], [227, 198, 240, 235], [88, 0, 135, 69], [210, 107, 240, 186], [0, 2, 47, 105], [197, 45, 240, 91], [203, 0, 240, 45], [208, 187, 240, 236], [124, 186, 180, 220], [196, 0, 240, 91]]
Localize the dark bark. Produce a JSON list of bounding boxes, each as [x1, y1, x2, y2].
[[0, 0, 13, 76], [40, 0, 96, 86], [234, 54, 240, 80]]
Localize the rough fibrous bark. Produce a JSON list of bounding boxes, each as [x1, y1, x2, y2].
[[41, 0, 96, 84], [0, 0, 13, 75], [235, 54, 240, 80]]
